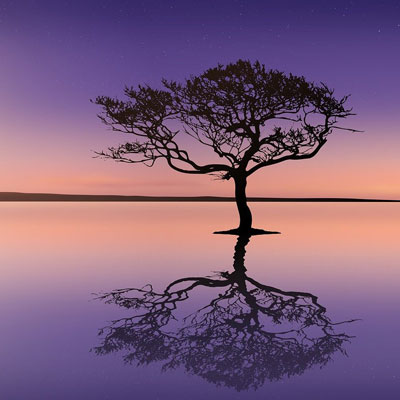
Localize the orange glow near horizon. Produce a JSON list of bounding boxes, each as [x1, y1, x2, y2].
[[0, 120, 399, 199]]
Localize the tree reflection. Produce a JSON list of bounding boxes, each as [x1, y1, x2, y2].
[[94, 235, 355, 391]]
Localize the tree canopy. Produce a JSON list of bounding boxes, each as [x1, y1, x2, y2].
[[95, 59, 354, 176]]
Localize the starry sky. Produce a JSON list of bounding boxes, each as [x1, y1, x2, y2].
[[0, 0, 399, 198]]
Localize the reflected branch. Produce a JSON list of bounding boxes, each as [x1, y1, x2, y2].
[[93, 235, 355, 391]]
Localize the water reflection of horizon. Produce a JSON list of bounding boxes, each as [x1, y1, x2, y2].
[[94, 235, 356, 391]]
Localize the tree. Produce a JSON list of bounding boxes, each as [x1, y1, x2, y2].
[[94, 60, 356, 234]]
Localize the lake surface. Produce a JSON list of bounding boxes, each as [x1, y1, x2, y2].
[[0, 202, 399, 399]]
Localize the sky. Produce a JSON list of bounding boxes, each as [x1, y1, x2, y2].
[[0, 0, 399, 198]]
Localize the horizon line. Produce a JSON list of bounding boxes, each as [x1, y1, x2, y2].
[[0, 192, 399, 202]]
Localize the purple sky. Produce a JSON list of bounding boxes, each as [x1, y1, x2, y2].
[[0, 0, 399, 197]]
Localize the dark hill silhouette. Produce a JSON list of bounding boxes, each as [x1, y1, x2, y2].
[[0, 192, 398, 202]]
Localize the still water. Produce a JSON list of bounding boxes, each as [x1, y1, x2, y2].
[[0, 202, 399, 399]]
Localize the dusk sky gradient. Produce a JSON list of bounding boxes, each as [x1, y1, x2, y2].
[[0, 0, 399, 197]]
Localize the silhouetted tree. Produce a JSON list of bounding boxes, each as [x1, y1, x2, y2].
[[94, 60, 356, 234], [93, 235, 355, 390]]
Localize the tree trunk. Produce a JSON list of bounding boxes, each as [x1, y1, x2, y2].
[[214, 174, 279, 236], [234, 174, 252, 234]]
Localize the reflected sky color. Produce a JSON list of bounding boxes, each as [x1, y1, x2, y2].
[[1, 202, 399, 292], [0, 1, 399, 197], [0, 203, 399, 398]]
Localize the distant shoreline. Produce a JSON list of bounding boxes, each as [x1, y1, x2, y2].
[[0, 192, 398, 202]]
